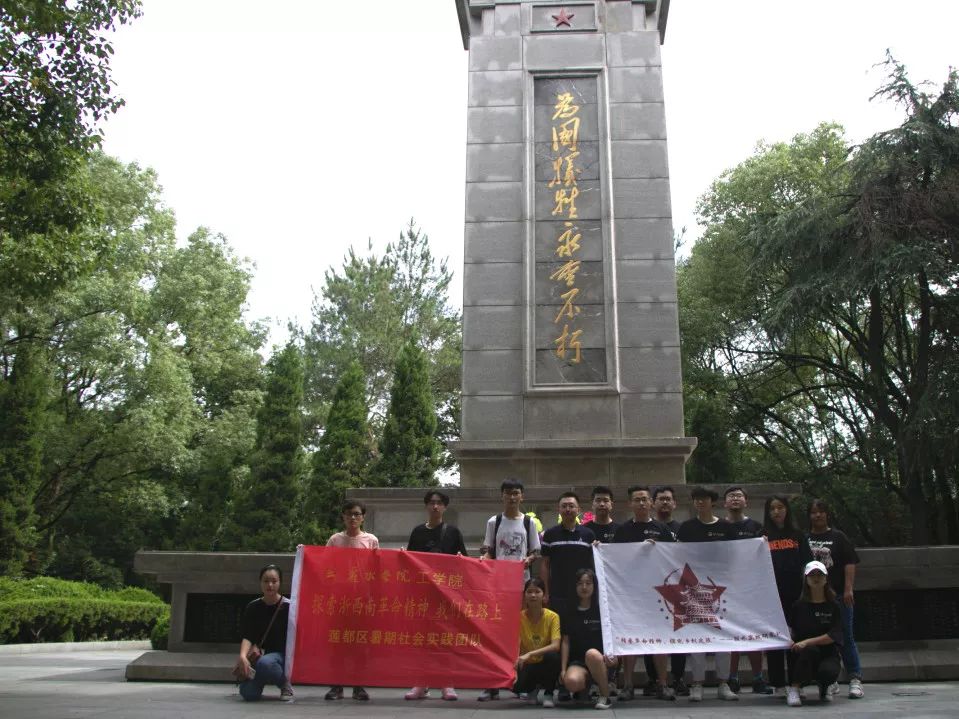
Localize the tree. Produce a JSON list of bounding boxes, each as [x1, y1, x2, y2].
[[221, 343, 304, 552], [0, 339, 51, 575], [1, 1, 142, 301], [302, 361, 370, 539], [373, 341, 441, 487], [681, 58, 959, 544], [302, 221, 460, 467]]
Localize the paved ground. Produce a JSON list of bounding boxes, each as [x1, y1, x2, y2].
[[2, 649, 958, 718]]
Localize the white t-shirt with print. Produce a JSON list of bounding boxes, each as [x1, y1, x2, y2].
[[483, 514, 541, 580]]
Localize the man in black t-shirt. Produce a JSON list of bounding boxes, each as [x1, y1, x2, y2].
[[406, 490, 467, 556], [653, 486, 682, 536], [583, 485, 620, 543], [646, 486, 687, 695], [404, 489, 467, 701], [722, 486, 772, 695], [541, 492, 595, 619], [678, 487, 737, 702], [613, 486, 676, 702]]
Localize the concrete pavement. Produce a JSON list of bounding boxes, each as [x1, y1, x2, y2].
[[2, 648, 958, 718]]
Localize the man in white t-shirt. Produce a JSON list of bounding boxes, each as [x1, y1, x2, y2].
[[477, 477, 541, 701], [479, 477, 541, 579]]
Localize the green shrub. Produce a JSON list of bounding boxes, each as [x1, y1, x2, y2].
[[112, 587, 164, 604], [0, 598, 168, 644], [150, 613, 169, 650], [0, 577, 105, 601]]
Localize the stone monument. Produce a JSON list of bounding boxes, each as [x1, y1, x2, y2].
[[450, 0, 695, 491]]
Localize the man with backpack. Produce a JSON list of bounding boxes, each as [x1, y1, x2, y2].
[[478, 478, 541, 700]]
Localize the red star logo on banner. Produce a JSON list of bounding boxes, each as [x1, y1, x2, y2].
[[552, 8, 575, 28], [655, 563, 727, 631]]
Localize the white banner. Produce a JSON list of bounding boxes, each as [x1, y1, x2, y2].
[[594, 537, 791, 655]]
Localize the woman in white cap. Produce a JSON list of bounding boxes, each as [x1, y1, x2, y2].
[[784, 561, 843, 707]]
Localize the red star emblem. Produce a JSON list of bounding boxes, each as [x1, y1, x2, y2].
[[552, 8, 575, 28], [655, 563, 727, 631]]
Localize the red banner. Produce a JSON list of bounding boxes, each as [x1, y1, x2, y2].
[[286, 546, 523, 688]]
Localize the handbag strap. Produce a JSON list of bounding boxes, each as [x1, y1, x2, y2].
[[257, 597, 284, 647]]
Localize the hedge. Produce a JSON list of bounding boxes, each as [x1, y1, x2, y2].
[[0, 578, 168, 644]]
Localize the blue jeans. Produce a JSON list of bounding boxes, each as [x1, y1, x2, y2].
[[239, 652, 287, 701], [839, 604, 862, 679]]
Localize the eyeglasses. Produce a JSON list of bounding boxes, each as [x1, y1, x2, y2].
[[345, 512, 364, 518]]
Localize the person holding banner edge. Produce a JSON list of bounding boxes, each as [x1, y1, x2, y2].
[[764, 494, 813, 697], [612, 485, 677, 702], [677, 485, 737, 702], [404, 489, 467, 702], [234, 564, 293, 702], [723, 486, 775, 696], [560, 568, 618, 710], [785, 560, 844, 706], [324, 500, 377, 702], [513, 578, 562, 707]]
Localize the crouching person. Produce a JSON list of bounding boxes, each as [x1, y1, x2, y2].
[[785, 561, 843, 707], [560, 569, 618, 710], [514, 578, 561, 707], [234, 564, 293, 702]]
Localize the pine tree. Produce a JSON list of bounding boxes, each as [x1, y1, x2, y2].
[[302, 361, 370, 540], [221, 343, 304, 551], [374, 341, 440, 487], [0, 338, 50, 575]]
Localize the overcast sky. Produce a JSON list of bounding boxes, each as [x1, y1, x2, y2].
[[101, 1, 959, 346]]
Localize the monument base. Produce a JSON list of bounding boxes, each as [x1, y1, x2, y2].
[[450, 437, 697, 489]]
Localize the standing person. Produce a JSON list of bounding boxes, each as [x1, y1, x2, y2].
[[647, 485, 688, 695], [540, 492, 595, 620], [723, 486, 773, 695], [653, 485, 682, 536], [559, 568, 618, 710], [806, 499, 863, 699], [677, 486, 737, 702], [612, 486, 676, 702], [584, 485, 620, 543], [477, 477, 541, 701], [764, 495, 813, 697], [324, 500, 377, 702], [785, 561, 843, 707], [404, 489, 467, 702], [234, 564, 293, 702], [513, 578, 562, 708]]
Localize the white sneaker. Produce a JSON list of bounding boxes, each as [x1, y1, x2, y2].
[[542, 691, 555, 709], [689, 684, 703, 702], [828, 682, 840, 695], [477, 689, 499, 701], [594, 696, 612, 710], [786, 687, 802, 707], [849, 678, 864, 698], [719, 682, 739, 701], [819, 685, 834, 703]]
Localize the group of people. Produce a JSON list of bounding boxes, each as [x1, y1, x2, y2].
[[234, 480, 864, 710]]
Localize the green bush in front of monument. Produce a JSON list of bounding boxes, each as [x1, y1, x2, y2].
[[0, 577, 167, 644]]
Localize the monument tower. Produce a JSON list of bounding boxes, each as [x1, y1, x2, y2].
[[451, 0, 695, 491]]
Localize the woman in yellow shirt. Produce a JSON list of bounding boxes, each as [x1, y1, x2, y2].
[[513, 578, 561, 707]]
